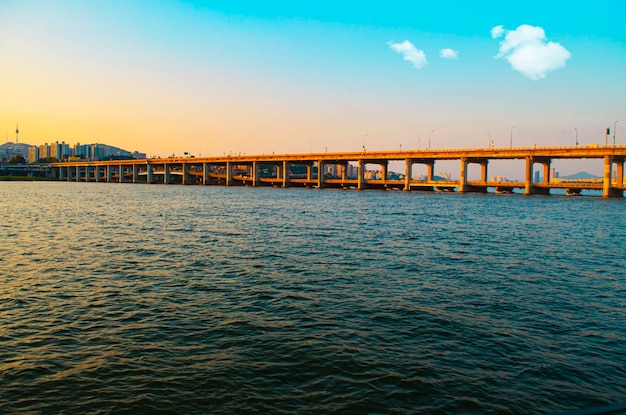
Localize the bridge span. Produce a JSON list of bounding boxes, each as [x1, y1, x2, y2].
[[49, 145, 626, 197]]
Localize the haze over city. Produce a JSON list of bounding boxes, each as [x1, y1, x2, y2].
[[1, 0, 624, 168]]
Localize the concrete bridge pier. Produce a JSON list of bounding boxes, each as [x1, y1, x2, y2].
[[317, 160, 324, 188], [459, 158, 488, 193], [524, 156, 533, 195], [426, 161, 435, 181], [147, 164, 153, 184], [107, 166, 113, 182], [182, 163, 190, 185], [480, 160, 488, 182], [163, 164, 170, 184], [133, 165, 139, 183], [202, 163, 209, 185], [226, 162, 233, 186], [85, 166, 91, 182], [252, 161, 260, 187], [525, 156, 551, 195], [404, 158, 411, 191], [459, 158, 467, 193], [282, 160, 290, 187], [615, 157, 624, 196], [358, 159, 365, 190], [537, 157, 552, 194], [602, 155, 623, 197]]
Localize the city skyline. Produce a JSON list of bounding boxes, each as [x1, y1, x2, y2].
[[1, 1, 624, 171]]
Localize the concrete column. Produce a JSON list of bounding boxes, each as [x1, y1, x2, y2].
[[317, 160, 324, 188], [76, 166, 81, 182], [183, 163, 189, 185], [603, 155, 612, 198], [164, 164, 170, 184], [107, 165, 113, 182], [119, 166, 124, 183], [252, 161, 258, 187], [133, 165, 139, 183], [147, 163, 153, 184], [543, 160, 551, 184], [458, 158, 467, 193], [203, 163, 209, 185], [481, 160, 489, 182], [524, 156, 533, 195], [381, 161, 388, 181], [616, 159, 624, 188], [226, 162, 232, 186], [427, 162, 435, 181], [404, 158, 411, 191], [85, 166, 91, 182], [341, 162, 347, 181], [283, 160, 290, 187], [358, 159, 365, 190], [306, 164, 312, 181]]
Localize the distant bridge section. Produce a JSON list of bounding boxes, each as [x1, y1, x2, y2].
[[48, 145, 626, 197]]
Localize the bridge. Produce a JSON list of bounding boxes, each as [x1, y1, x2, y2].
[[48, 145, 626, 197]]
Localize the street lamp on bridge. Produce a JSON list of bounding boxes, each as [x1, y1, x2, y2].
[[614, 121, 618, 147], [510, 125, 515, 148], [575, 127, 578, 146]]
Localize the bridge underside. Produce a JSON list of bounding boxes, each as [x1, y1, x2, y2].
[[48, 149, 626, 197]]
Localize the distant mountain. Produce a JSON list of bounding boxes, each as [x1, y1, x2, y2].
[[561, 171, 599, 179]]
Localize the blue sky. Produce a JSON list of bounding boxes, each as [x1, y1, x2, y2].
[[1, 0, 624, 176]]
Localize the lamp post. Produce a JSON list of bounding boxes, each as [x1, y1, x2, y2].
[[416, 134, 421, 150], [575, 128, 578, 146], [510, 125, 515, 148], [429, 130, 434, 150], [614, 121, 618, 146]]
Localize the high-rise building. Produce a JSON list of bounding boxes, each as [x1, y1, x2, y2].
[[28, 146, 39, 163]]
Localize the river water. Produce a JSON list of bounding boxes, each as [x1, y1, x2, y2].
[[1, 181, 625, 414]]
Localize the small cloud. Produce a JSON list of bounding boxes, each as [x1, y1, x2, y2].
[[491, 24, 571, 80], [440, 48, 458, 59], [490, 25, 504, 39], [388, 40, 427, 69]]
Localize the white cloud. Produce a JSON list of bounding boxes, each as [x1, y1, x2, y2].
[[388, 40, 427, 69], [490, 25, 504, 39], [440, 48, 458, 59], [491, 24, 571, 80]]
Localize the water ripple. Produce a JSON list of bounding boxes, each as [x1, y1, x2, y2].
[[1, 182, 625, 414]]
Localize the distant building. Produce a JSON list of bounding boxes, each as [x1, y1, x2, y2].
[[28, 146, 39, 163], [0, 142, 31, 163], [132, 151, 147, 159]]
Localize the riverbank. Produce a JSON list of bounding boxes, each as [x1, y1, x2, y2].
[[0, 176, 57, 181]]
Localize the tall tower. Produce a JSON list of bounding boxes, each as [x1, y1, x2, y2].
[[14, 122, 22, 157]]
